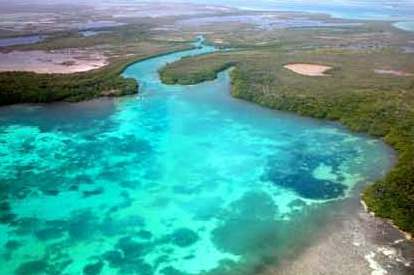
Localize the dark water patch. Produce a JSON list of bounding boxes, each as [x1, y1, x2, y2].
[[0, 201, 11, 212], [68, 184, 79, 191], [137, 230, 153, 240], [83, 260, 104, 275], [35, 226, 66, 241], [212, 192, 279, 256], [106, 191, 134, 214], [4, 240, 21, 251], [82, 187, 104, 198], [170, 228, 199, 247], [74, 175, 94, 185], [213, 218, 280, 256], [102, 250, 124, 267], [116, 237, 148, 259], [270, 173, 347, 200], [67, 211, 99, 241], [161, 266, 192, 275], [100, 217, 124, 237], [33, 220, 67, 241], [41, 188, 60, 196], [262, 147, 350, 199], [15, 260, 48, 275], [0, 99, 117, 134], [0, 212, 17, 225], [101, 237, 153, 274], [11, 217, 39, 235], [98, 169, 127, 183], [183, 254, 195, 260]]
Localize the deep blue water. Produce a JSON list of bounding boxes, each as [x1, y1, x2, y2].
[[0, 38, 393, 274]]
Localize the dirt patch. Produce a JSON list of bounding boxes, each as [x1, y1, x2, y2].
[[284, 63, 332, 76], [374, 69, 413, 77], [0, 49, 108, 74]]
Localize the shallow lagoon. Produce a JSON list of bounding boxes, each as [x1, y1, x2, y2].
[[0, 35, 45, 47], [178, 0, 414, 21], [0, 38, 393, 274]]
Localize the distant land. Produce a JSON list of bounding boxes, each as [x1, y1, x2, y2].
[[0, 1, 413, 275]]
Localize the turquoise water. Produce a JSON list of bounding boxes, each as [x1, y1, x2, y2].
[[394, 21, 414, 32], [0, 38, 393, 274]]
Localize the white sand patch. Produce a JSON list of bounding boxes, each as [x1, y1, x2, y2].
[[374, 69, 413, 76], [0, 49, 108, 74], [284, 63, 332, 76], [365, 252, 388, 275], [312, 163, 337, 181]]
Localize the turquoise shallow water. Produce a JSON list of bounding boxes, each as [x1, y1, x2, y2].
[[0, 38, 393, 275]]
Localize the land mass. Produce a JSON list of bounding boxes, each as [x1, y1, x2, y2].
[[158, 33, 414, 236], [0, 0, 413, 263]]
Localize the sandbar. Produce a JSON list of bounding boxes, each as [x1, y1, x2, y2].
[[284, 63, 332, 76]]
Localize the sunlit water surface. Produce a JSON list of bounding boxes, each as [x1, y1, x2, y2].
[[0, 39, 393, 274]]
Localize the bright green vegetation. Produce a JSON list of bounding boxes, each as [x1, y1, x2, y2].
[[159, 47, 414, 233]]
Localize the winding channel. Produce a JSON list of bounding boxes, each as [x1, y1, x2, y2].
[[0, 37, 394, 274]]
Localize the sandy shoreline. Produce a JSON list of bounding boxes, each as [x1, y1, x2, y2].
[[0, 49, 108, 74], [264, 198, 414, 275]]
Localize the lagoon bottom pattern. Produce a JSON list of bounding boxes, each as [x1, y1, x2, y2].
[[0, 40, 393, 275]]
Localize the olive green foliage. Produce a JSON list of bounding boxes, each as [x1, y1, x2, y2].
[[0, 34, 192, 105], [0, 60, 138, 105], [159, 48, 414, 233], [159, 55, 237, 85]]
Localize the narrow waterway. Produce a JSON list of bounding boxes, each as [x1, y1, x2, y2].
[[0, 37, 393, 274]]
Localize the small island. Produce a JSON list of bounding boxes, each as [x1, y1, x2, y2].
[[284, 63, 333, 76]]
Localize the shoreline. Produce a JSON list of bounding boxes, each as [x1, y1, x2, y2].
[[264, 197, 414, 275], [154, 54, 414, 272], [1, 38, 412, 273], [361, 200, 413, 242], [125, 43, 414, 253]]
